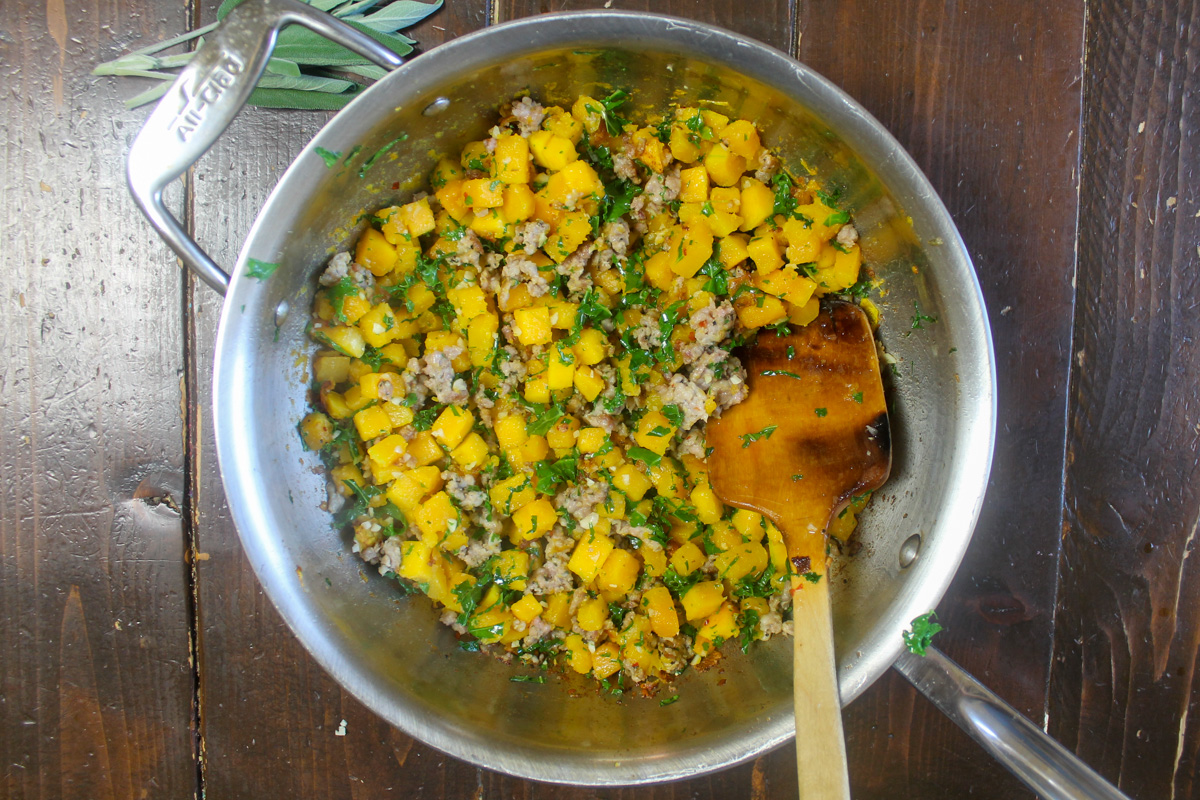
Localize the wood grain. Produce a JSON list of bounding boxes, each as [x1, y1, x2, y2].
[[0, 0, 197, 797], [1049, 1, 1200, 798]]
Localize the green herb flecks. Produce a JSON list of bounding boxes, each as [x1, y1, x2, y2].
[[246, 258, 279, 280], [358, 133, 408, 178], [760, 369, 803, 381], [902, 611, 944, 656], [659, 694, 680, 707], [814, 407, 828, 417], [599, 89, 631, 136], [739, 424, 777, 448], [315, 146, 342, 167], [627, 446, 662, 468], [510, 675, 547, 684], [911, 301, 938, 331]]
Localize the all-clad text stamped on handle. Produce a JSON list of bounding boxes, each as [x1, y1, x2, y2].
[[170, 54, 245, 142]]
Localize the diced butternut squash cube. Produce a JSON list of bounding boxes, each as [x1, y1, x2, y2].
[[704, 143, 747, 187], [352, 405, 392, 441], [591, 641, 621, 679], [491, 134, 531, 184], [544, 592, 572, 628], [670, 541, 706, 575], [520, 433, 549, 464], [597, 549, 640, 598], [643, 585, 680, 638], [570, 95, 604, 132], [573, 365, 606, 401], [787, 297, 821, 327], [429, 405, 472, 450], [318, 325, 366, 359], [720, 119, 761, 159], [406, 431, 444, 467], [529, 129, 577, 171], [735, 293, 788, 328], [681, 581, 725, 621], [544, 109, 584, 142], [511, 497, 557, 542], [466, 313, 499, 366], [714, 542, 769, 583], [513, 306, 552, 345], [564, 633, 592, 673], [434, 179, 470, 222], [576, 426, 608, 454], [356, 302, 400, 348], [502, 184, 535, 222], [523, 374, 550, 404], [679, 166, 710, 203], [490, 474, 536, 514], [462, 177, 504, 210], [430, 158, 463, 189], [612, 463, 654, 502], [510, 593, 543, 623], [669, 220, 714, 279], [493, 549, 529, 591], [494, 415, 528, 450], [747, 233, 784, 274], [299, 412, 334, 451], [416, 491, 458, 541], [367, 434, 408, 482], [544, 210, 591, 262], [755, 266, 818, 307], [690, 481, 724, 525], [380, 400, 414, 428], [718, 233, 751, 269], [547, 345, 576, 390], [450, 432, 489, 471], [571, 328, 607, 365], [355, 227, 397, 276], [576, 596, 608, 632], [567, 528, 615, 583], [739, 177, 775, 231], [829, 244, 862, 290], [634, 411, 677, 455], [545, 415, 580, 450], [695, 601, 740, 654]]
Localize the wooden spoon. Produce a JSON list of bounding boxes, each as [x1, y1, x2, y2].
[[706, 299, 891, 799]]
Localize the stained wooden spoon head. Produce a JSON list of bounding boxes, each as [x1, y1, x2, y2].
[[706, 299, 891, 800], [707, 299, 891, 572]]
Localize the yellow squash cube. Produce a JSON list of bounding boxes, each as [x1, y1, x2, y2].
[[670, 541, 705, 575], [681, 581, 725, 622], [576, 597, 608, 632], [513, 306, 552, 345], [510, 593, 544, 623], [491, 134, 531, 184], [679, 166, 710, 203], [529, 130, 577, 171], [567, 529, 615, 583], [352, 405, 392, 441], [416, 491, 459, 541], [431, 405, 474, 449], [450, 432, 489, 471], [642, 585, 680, 638], [612, 463, 654, 501], [573, 365, 606, 401], [633, 411, 677, 455], [511, 497, 557, 541], [597, 549, 640, 598], [355, 227, 397, 276], [739, 177, 775, 231], [489, 474, 536, 514]]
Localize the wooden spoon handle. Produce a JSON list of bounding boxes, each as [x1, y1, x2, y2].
[[792, 576, 851, 800]]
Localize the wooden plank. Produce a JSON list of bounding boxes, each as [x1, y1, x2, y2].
[[795, 3, 1085, 797], [0, 0, 197, 798], [496, 0, 794, 54], [1049, 1, 1200, 798], [184, 3, 492, 797]]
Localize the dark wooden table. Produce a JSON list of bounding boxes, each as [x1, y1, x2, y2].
[[3, 0, 1198, 797]]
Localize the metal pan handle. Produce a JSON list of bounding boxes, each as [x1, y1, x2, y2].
[[126, 0, 403, 295], [894, 647, 1131, 800]]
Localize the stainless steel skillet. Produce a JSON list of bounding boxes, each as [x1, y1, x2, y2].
[[127, 3, 1127, 796]]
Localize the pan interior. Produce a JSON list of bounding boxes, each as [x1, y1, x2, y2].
[[213, 12, 994, 786]]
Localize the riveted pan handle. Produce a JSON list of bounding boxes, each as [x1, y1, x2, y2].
[[127, 0, 404, 295], [895, 647, 1132, 800]]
